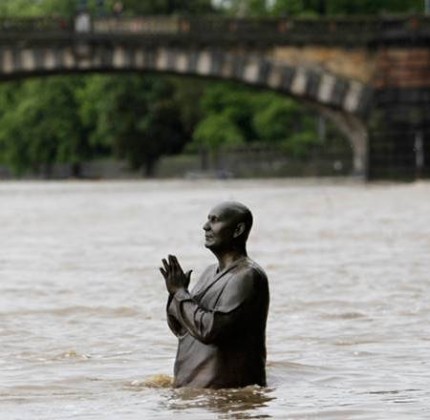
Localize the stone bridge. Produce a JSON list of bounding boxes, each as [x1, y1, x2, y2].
[[0, 14, 429, 179]]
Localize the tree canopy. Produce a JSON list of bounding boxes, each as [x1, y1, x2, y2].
[[220, 0, 424, 16]]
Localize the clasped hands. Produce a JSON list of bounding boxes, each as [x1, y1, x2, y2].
[[160, 254, 192, 295]]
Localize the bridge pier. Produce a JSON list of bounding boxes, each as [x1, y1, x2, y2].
[[368, 88, 430, 180], [345, 118, 369, 179], [368, 43, 430, 180], [318, 107, 369, 178]]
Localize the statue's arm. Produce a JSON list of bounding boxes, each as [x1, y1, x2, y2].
[[171, 269, 267, 345], [166, 293, 187, 337]]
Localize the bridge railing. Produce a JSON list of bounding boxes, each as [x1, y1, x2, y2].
[[0, 15, 429, 44], [93, 16, 180, 34], [91, 15, 430, 44], [0, 17, 70, 32]]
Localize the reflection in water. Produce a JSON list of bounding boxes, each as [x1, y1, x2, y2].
[[165, 386, 274, 419]]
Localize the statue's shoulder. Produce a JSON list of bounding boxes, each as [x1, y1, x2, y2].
[[218, 258, 268, 308], [227, 258, 268, 297], [240, 257, 268, 282]]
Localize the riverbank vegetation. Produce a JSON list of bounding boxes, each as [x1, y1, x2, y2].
[[0, 0, 424, 177]]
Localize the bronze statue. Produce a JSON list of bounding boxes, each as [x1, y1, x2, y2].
[[160, 201, 269, 389]]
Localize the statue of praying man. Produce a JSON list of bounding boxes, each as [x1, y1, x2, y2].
[[160, 201, 269, 389]]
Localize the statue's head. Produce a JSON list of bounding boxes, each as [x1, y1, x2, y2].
[[203, 201, 253, 252]]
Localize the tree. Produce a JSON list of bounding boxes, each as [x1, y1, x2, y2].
[[254, 98, 298, 143], [187, 79, 327, 164], [0, 0, 42, 17], [219, 0, 424, 17], [0, 0, 80, 18], [0, 77, 92, 177], [199, 83, 259, 141], [219, 0, 270, 17], [269, 0, 423, 16], [253, 94, 320, 156], [79, 75, 187, 176], [171, 77, 207, 139], [115, 0, 214, 16], [326, 0, 423, 15], [194, 114, 244, 150]]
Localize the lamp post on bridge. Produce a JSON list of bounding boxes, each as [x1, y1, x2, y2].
[[74, 0, 92, 58]]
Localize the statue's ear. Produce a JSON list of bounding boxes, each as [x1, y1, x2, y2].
[[233, 222, 246, 238]]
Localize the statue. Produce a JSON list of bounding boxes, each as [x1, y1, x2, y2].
[[160, 201, 269, 388]]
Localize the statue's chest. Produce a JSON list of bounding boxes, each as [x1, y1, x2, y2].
[[192, 273, 231, 310]]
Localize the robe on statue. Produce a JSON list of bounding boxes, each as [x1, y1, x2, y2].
[[166, 256, 269, 389]]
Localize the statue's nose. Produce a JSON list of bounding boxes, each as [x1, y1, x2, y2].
[[203, 221, 210, 231]]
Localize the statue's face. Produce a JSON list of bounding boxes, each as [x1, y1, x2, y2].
[[203, 204, 239, 251]]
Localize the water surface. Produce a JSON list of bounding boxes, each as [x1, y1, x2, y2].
[[1, 179, 429, 419]]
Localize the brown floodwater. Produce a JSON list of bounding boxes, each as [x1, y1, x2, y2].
[[1, 179, 429, 419]]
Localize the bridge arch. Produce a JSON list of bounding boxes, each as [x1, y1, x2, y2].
[[0, 43, 373, 176]]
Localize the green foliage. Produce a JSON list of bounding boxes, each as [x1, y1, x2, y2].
[[253, 99, 299, 143], [0, 0, 78, 18], [0, 0, 423, 20], [253, 94, 321, 156], [200, 83, 259, 141], [0, 0, 215, 18], [270, 0, 308, 17], [190, 81, 321, 158], [40, 0, 77, 17], [220, 0, 270, 17], [220, 0, 424, 16], [78, 74, 187, 176], [193, 114, 244, 151], [0, 84, 28, 174], [283, 130, 319, 157], [0, 77, 91, 176], [119, 0, 213, 16], [0, 0, 43, 17], [269, 0, 424, 16], [325, 0, 423, 15], [171, 78, 207, 137]]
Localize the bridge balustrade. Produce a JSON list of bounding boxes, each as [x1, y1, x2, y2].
[[0, 15, 428, 45], [93, 16, 181, 34], [0, 17, 70, 32]]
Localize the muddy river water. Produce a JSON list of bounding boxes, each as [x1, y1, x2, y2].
[[1, 179, 429, 419]]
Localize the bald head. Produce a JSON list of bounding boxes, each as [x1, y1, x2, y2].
[[203, 202, 253, 253], [212, 201, 253, 241]]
